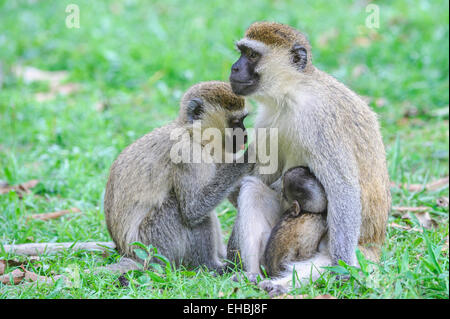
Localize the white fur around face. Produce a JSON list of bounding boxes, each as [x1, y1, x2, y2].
[[236, 38, 270, 55]]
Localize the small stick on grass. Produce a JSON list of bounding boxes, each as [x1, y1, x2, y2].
[[2, 242, 116, 255], [28, 207, 81, 221]]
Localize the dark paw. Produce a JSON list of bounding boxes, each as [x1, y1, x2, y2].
[[116, 274, 129, 287], [231, 272, 261, 284], [210, 265, 228, 277], [258, 280, 287, 297]]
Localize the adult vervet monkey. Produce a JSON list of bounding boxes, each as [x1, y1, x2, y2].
[[227, 22, 391, 292], [105, 81, 252, 274]]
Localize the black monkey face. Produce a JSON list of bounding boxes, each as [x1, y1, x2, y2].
[[229, 44, 261, 96]]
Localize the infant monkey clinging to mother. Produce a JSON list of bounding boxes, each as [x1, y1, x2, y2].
[[263, 166, 328, 278], [227, 166, 328, 278]]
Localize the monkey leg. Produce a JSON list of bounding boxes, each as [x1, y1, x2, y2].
[[227, 176, 282, 274], [137, 206, 189, 268], [185, 215, 226, 273], [211, 213, 226, 260]]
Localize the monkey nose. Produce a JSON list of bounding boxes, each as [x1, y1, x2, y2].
[[231, 64, 239, 73]]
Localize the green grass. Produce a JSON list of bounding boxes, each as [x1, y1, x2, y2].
[[0, 0, 448, 298]]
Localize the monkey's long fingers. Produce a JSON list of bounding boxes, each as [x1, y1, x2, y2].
[[231, 271, 262, 284], [258, 280, 288, 297]]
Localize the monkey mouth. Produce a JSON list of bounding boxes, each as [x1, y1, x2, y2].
[[230, 80, 255, 85], [230, 80, 255, 86], [230, 80, 258, 96]]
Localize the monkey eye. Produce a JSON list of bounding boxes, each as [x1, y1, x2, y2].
[[248, 50, 260, 61]]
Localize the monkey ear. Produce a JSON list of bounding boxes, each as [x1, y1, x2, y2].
[[187, 98, 204, 122], [290, 44, 308, 71], [291, 200, 301, 217]]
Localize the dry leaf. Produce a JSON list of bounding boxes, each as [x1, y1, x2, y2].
[[401, 211, 438, 230], [0, 267, 62, 285], [389, 222, 421, 232], [0, 268, 26, 285], [391, 177, 449, 192], [0, 257, 41, 276], [12, 65, 68, 85], [1, 257, 40, 268], [28, 207, 81, 221], [0, 179, 39, 197], [12, 65, 80, 102], [437, 197, 449, 208], [314, 294, 337, 299], [273, 294, 307, 299], [426, 177, 450, 191], [392, 206, 429, 213], [35, 83, 80, 102], [34, 92, 56, 102], [55, 83, 80, 95]]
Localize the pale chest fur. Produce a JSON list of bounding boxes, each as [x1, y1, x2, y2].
[[254, 93, 311, 175]]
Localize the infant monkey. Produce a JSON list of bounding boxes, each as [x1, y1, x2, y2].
[[263, 166, 328, 277]]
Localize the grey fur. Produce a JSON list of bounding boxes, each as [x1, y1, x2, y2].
[[227, 23, 391, 288], [104, 81, 251, 272]]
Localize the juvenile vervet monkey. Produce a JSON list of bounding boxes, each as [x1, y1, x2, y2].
[[228, 22, 391, 291], [104, 81, 252, 274], [263, 166, 327, 277]]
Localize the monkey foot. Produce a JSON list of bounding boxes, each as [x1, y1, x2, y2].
[[231, 272, 261, 284], [258, 280, 288, 298]]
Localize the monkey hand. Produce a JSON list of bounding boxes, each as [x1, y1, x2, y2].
[[258, 280, 288, 297], [231, 272, 262, 284]]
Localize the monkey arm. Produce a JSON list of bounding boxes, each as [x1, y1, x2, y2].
[[175, 162, 253, 228], [307, 151, 362, 267], [228, 163, 282, 208]]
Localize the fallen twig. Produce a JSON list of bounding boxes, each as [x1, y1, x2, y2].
[[391, 176, 449, 192], [2, 242, 116, 255], [28, 207, 81, 221], [0, 180, 39, 197], [0, 266, 64, 285], [392, 206, 429, 212]]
